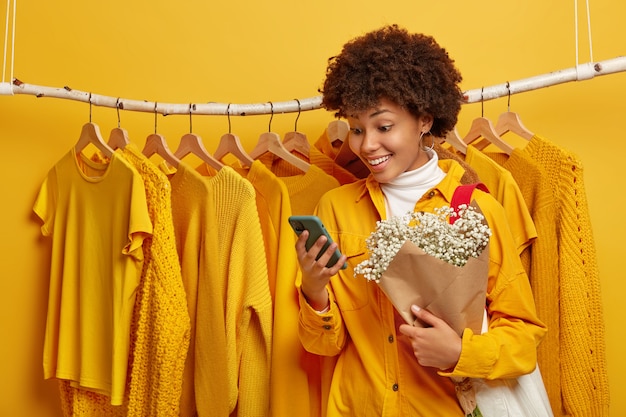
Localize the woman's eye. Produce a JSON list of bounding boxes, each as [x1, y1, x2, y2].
[[379, 125, 392, 132], [350, 128, 363, 135]]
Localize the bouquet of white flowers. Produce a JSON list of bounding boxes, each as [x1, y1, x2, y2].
[[354, 203, 491, 334]]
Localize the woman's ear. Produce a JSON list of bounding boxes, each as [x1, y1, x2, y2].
[[420, 114, 434, 133]]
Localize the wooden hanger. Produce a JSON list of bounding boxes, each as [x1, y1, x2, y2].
[[283, 131, 311, 157], [495, 83, 534, 141], [214, 133, 255, 167], [463, 87, 513, 155], [142, 102, 180, 167], [142, 133, 180, 167], [282, 100, 311, 157], [173, 105, 223, 170], [327, 119, 350, 145], [249, 132, 310, 172], [108, 127, 130, 150], [74, 93, 114, 158], [463, 117, 514, 155], [107, 99, 130, 150], [248, 102, 309, 172], [212, 105, 255, 167], [75, 122, 114, 158], [443, 127, 467, 155], [174, 133, 224, 171], [495, 111, 534, 140]]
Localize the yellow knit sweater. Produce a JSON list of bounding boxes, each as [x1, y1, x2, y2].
[[524, 135, 609, 417]]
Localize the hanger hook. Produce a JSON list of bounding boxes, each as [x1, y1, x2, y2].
[[226, 103, 232, 134], [268, 101, 274, 132], [116, 97, 121, 128], [480, 86, 484, 118], [505, 81, 511, 112], [88, 92, 93, 123], [189, 103, 193, 133], [154, 101, 158, 134], [294, 98, 301, 131]]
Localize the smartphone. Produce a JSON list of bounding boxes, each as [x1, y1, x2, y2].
[[288, 215, 347, 269]]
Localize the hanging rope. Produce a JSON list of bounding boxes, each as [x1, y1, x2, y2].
[[0, 0, 16, 95], [573, 0, 596, 81]]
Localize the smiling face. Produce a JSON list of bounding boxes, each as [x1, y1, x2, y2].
[[347, 98, 434, 184]]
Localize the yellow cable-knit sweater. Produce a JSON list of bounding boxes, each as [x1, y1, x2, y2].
[[524, 135, 609, 417]]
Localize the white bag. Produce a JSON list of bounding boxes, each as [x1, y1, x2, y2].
[[473, 366, 553, 417], [472, 310, 554, 417]]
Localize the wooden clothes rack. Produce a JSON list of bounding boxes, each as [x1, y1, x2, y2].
[[0, 56, 625, 116]]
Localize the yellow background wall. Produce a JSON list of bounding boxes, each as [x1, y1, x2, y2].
[[1, 1, 624, 415]]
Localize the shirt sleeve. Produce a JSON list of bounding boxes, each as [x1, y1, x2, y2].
[[297, 285, 347, 356]]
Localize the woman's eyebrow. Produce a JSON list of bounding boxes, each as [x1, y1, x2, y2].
[[369, 108, 391, 118]]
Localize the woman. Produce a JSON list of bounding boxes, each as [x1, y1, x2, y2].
[[295, 25, 547, 416]]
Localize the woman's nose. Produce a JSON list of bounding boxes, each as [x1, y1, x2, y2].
[[359, 131, 380, 153]]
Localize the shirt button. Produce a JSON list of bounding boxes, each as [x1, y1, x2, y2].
[[388, 335, 394, 343], [428, 191, 435, 198], [392, 383, 399, 391], [323, 325, 332, 330], [322, 316, 332, 322]]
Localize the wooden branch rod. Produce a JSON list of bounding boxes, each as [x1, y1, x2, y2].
[[1, 56, 625, 116]]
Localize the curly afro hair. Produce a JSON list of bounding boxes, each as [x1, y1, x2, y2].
[[321, 25, 464, 138]]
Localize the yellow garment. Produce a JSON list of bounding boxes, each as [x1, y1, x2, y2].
[[192, 166, 273, 417], [272, 163, 340, 216], [259, 138, 358, 185], [463, 146, 538, 255], [523, 135, 609, 417], [308, 146, 358, 185], [165, 161, 213, 417], [207, 161, 310, 417], [314, 127, 370, 179], [299, 160, 547, 416], [484, 148, 561, 415], [33, 148, 151, 405], [119, 144, 190, 416]]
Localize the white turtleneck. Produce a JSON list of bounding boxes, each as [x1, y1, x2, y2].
[[380, 150, 445, 218]]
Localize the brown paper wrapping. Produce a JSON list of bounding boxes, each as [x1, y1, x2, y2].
[[377, 240, 489, 335], [376, 240, 490, 416]]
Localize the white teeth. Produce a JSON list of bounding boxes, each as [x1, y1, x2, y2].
[[368, 155, 390, 166]]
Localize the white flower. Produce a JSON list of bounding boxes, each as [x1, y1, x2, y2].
[[354, 204, 491, 283]]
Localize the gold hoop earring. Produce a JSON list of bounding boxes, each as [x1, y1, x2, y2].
[[419, 131, 435, 152]]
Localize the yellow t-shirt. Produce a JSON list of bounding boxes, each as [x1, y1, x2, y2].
[[298, 159, 546, 416], [33, 148, 152, 405]]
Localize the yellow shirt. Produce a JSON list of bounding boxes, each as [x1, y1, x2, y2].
[[34, 148, 151, 405], [463, 146, 538, 255], [298, 160, 547, 416]]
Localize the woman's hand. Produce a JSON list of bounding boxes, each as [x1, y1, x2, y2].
[[398, 305, 462, 370], [295, 230, 347, 310]]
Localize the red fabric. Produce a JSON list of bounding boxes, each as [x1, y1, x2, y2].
[[449, 183, 489, 224]]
